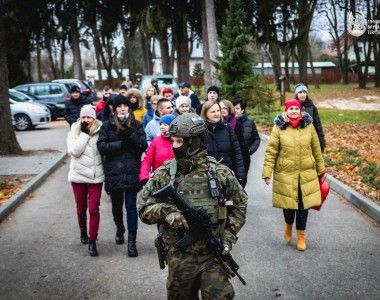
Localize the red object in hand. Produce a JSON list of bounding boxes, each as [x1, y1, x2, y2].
[[312, 173, 330, 211]]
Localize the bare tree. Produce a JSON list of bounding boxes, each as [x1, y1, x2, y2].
[[205, 0, 218, 85], [201, 0, 212, 90]]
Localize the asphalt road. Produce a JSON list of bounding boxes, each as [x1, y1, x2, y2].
[[0, 120, 379, 299]]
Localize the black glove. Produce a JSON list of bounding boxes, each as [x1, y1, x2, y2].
[[80, 121, 89, 133], [140, 178, 148, 186], [119, 127, 134, 139]]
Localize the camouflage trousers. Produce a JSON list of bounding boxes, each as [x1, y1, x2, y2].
[[166, 251, 234, 300]]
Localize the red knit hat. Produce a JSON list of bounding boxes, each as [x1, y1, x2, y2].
[[285, 99, 301, 111]]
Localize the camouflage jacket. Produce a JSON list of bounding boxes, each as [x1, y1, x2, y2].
[[137, 150, 248, 254]]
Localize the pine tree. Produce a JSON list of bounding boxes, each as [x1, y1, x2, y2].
[[215, 0, 255, 98], [215, 0, 274, 109]]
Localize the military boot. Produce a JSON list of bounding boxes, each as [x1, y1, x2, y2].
[[115, 226, 125, 245], [80, 228, 88, 244], [127, 231, 138, 257], [88, 240, 98, 256]]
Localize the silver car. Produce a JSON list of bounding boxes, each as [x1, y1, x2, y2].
[[9, 93, 51, 131]]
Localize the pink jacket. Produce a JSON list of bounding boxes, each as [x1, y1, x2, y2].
[[139, 135, 175, 180]]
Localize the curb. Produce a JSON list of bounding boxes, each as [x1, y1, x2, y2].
[[259, 133, 380, 222], [0, 152, 67, 223]]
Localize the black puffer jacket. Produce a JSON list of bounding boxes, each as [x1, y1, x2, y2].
[[302, 99, 326, 152], [236, 112, 261, 155], [97, 117, 147, 192], [203, 120, 246, 185], [64, 95, 92, 126]]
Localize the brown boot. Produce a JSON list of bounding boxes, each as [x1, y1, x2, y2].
[[296, 230, 306, 251], [284, 224, 292, 244]]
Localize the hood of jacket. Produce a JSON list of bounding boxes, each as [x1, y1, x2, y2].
[[126, 88, 144, 108], [274, 112, 313, 130]]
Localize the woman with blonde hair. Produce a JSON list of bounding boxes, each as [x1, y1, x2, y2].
[[200, 101, 246, 186]]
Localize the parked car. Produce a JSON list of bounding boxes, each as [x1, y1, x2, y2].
[[52, 79, 97, 101], [9, 89, 65, 120], [137, 74, 179, 94], [13, 81, 71, 104], [9, 91, 51, 131]]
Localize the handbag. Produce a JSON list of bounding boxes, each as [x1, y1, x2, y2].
[[312, 173, 330, 211]]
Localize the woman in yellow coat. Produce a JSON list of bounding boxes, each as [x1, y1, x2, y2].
[[126, 88, 147, 122], [262, 99, 325, 251]]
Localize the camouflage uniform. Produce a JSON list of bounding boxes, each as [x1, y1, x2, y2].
[[137, 148, 247, 299]]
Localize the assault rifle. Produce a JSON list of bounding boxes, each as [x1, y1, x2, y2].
[[152, 183, 246, 285]]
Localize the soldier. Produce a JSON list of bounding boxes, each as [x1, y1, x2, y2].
[[137, 113, 247, 299]]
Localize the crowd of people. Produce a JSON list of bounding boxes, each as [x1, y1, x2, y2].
[[64, 78, 326, 298]]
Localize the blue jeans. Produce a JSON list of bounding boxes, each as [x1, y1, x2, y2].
[[110, 190, 138, 231]]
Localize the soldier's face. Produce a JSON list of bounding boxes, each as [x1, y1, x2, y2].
[[171, 137, 184, 148]]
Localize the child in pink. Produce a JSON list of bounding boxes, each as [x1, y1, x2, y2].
[[139, 114, 176, 184]]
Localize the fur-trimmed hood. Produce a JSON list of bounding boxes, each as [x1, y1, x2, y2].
[[126, 88, 144, 108], [274, 112, 313, 130]]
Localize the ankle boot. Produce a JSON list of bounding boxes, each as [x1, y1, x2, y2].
[[284, 223, 293, 245], [88, 240, 98, 256], [80, 228, 88, 244], [115, 227, 125, 245], [127, 231, 138, 257], [296, 230, 306, 251]]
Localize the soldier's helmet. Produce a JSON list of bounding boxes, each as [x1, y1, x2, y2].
[[169, 113, 207, 138]]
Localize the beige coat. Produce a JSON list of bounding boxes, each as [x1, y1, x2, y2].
[[67, 119, 104, 184]]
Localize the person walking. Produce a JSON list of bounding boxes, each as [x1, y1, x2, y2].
[[145, 97, 174, 144], [220, 100, 250, 182], [262, 99, 325, 251], [294, 83, 326, 152], [97, 95, 147, 257], [196, 85, 220, 115], [233, 99, 261, 174], [126, 88, 147, 122], [173, 95, 195, 116], [67, 105, 104, 256], [137, 113, 247, 299], [173, 81, 201, 110], [139, 114, 176, 185], [64, 85, 93, 126], [200, 101, 246, 187]]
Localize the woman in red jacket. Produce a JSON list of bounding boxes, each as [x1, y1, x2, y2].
[[139, 114, 176, 185]]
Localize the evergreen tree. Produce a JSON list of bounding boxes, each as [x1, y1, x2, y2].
[[215, 0, 274, 109], [215, 0, 255, 98]]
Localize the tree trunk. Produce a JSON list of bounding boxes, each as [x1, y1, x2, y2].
[[68, 2, 83, 79], [141, 34, 153, 75], [201, 0, 212, 91], [269, 40, 282, 90], [46, 38, 57, 79], [60, 36, 65, 78], [308, 43, 319, 88], [175, 16, 190, 83], [353, 39, 365, 88], [36, 40, 42, 81], [26, 51, 32, 81], [342, 0, 349, 84], [159, 35, 171, 74], [0, 12, 22, 154], [297, 35, 308, 84], [205, 0, 218, 85], [375, 39, 380, 87]]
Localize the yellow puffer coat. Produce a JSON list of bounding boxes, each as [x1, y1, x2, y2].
[[262, 113, 325, 209]]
